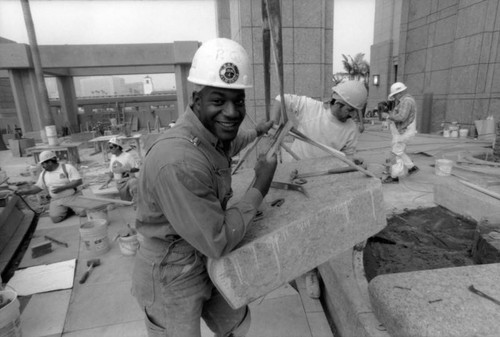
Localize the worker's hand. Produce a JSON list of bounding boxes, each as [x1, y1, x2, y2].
[[382, 112, 390, 119], [255, 120, 274, 137], [358, 123, 365, 133], [252, 153, 278, 197]]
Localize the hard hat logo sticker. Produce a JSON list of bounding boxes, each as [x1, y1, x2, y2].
[[219, 62, 239, 84]]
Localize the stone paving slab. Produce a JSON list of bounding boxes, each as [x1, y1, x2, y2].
[[208, 156, 386, 309], [20, 290, 71, 337], [369, 263, 500, 337]]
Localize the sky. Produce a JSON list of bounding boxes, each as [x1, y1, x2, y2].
[[0, 0, 375, 85], [333, 0, 375, 73]]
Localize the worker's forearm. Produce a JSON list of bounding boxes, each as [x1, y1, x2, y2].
[[18, 186, 42, 195], [63, 179, 82, 191]]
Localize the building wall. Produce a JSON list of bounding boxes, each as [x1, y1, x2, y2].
[[368, 0, 401, 111], [399, 0, 500, 133], [228, 0, 333, 126]]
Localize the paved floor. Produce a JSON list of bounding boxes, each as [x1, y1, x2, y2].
[[0, 123, 492, 337]]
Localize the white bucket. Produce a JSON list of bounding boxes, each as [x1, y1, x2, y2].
[[118, 235, 140, 256], [0, 289, 22, 337], [80, 219, 110, 257], [45, 125, 59, 146], [435, 159, 453, 176], [459, 129, 469, 138]]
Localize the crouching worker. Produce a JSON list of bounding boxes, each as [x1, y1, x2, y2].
[[100, 137, 139, 201], [131, 38, 277, 337], [17, 150, 84, 223]]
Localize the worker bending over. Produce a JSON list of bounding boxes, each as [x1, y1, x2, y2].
[[382, 82, 419, 183], [17, 150, 84, 223], [271, 80, 368, 298], [131, 38, 277, 337], [100, 137, 139, 201]]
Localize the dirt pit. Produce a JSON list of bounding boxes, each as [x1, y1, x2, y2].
[[363, 206, 477, 282]]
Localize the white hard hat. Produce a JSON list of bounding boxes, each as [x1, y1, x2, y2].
[[187, 38, 252, 89], [108, 137, 122, 147], [388, 82, 407, 100], [39, 150, 57, 163], [332, 80, 368, 110]]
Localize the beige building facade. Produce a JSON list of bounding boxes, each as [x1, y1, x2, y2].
[[369, 0, 500, 134]]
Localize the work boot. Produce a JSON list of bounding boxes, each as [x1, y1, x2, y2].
[[382, 176, 399, 184], [408, 166, 419, 175], [305, 269, 320, 299]]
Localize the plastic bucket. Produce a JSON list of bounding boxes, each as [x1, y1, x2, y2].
[[118, 235, 140, 256], [459, 129, 469, 138], [435, 159, 453, 176], [0, 289, 22, 337], [45, 125, 59, 146], [80, 219, 110, 256], [87, 206, 109, 223]]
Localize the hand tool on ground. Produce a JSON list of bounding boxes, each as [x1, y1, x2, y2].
[[79, 259, 101, 284], [44, 235, 69, 247], [290, 166, 359, 180], [468, 284, 500, 306], [270, 181, 308, 197], [270, 198, 285, 207]]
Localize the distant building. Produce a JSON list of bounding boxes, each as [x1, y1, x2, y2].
[[78, 76, 127, 97], [143, 76, 154, 95]]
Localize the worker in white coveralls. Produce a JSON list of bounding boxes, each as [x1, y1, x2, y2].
[[100, 137, 139, 201], [131, 38, 277, 337], [17, 150, 84, 223], [270, 80, 368, 298], [382, 82, 419, 183]]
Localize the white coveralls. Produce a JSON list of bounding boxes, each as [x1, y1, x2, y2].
[[388, 93, 417, 177]]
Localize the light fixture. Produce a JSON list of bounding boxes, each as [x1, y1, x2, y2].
[[373, 74, 380, 86]]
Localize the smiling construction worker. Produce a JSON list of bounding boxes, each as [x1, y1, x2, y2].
[[131, 38, 278, 337]]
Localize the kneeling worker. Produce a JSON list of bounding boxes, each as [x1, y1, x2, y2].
[[100, 137, 139, 202], [17, 150, 84, 223]]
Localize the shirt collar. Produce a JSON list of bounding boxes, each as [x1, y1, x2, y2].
[[182, 106, 221, 149]]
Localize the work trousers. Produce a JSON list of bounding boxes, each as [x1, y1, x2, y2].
[[116, 176, 138, 202], [131, 236, 250, 337], [49, 194, 85, 223], [389, 121, 417, 178]]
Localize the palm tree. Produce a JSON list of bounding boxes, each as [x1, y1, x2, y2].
[[341, 53, 370, 83]]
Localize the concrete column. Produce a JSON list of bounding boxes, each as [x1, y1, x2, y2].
[[173, 41, 199, 120], [174, 64, 191, 120], [56, 76, 79, 133], [8, 69, 42, 132], [216, 0, 231, 38]]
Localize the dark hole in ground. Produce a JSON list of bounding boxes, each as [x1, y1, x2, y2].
[[364, 206, 477, 282], [473, 153, 500, 163]]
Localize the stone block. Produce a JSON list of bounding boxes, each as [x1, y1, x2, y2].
[[434, 180, 500, 222], [207, 157, 386, 309], [369, 264, 500, 337], [472, 216, 500, 264]]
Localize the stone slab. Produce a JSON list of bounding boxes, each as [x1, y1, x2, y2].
[[472, 217, 500, 264], [318, 249, 390, 337], [368, 264, 500, 337], [207, 156, 386, 309], [20, 289, 71, 337], [434, 180, 500, 222]]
